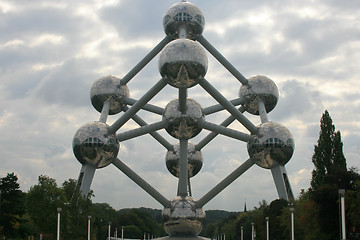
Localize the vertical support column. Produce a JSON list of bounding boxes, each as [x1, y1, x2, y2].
[[271, 165, 294, 200], [76, 164, 96, 197], [178, 139, 189, 197], [108, 222, 111, 240], [179, 87, 187, 114], [240, 226, 243, 240]]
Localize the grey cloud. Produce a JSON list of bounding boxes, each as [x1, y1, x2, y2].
[[272, 79, 324, 121], [28, 59, 95, 107]]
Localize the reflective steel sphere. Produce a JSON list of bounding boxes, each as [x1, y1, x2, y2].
[[162, 196, 205, 236], [247, 122, 294, 169], [163, 98, 204, 139], [73, 121, 119, 168], [159, 39, 208, 88], [163, 1, 205, 40], [90, 75, 130, 115], [239, 75, 279, 115], [166, 142, 203, 178]]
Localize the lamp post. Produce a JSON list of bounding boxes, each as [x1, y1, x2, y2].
[[88, 216, 91, 240], [240, 226, 243, 240], [251, 222, 254, 240], [290, 206, 294, 240], [108, 222, 111, 240], [0, 189, 2, 225], [57, 208, 62, 240], [339, 189, 346, 240], [265, 217, 269, 240], [122, 226, 124, 240]]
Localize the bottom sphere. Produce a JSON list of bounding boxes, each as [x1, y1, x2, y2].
[[162, 196, 205, 237]]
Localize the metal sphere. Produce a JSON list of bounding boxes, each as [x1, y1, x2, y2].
[[239, 75, 279, 115], [166, 142, 203, 178], [163, 1, 205, 40], [163, 98, 204, 139], [90, 75, 130, 115], [247, 122, 294, 169], [72, 121, 119, 168], [162, 196, 205, 237], [159, 39, 208, 88]]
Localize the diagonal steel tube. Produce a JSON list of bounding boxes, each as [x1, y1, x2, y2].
[[199, 78, 258, 134], [116, 120, 168, 142], [258, 99, 269, 123], [112, 158, 170, 207], [109, 78, 168, 133], [203, 97, 246, 115], [122, 97, 164, 115], [197, 35, 249, 85], [129, 112, 173, 151], [120, 36, 172, 85], [196, 158, 255, 208], [198, 119, 250, 142], [196, 106, 247, 151]]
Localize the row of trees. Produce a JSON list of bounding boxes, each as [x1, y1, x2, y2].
[[0, 175, 164, 239], [1, 110, 359, 239]]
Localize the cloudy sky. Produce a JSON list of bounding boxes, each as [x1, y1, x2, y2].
[[1, 0, 359, 212]]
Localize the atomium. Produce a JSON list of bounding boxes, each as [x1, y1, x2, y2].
[[72, 1, 296, 238]]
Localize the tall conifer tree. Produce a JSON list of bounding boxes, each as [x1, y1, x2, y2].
[[310, 110, 335, 190]]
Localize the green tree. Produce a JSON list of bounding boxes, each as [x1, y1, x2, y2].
[[61, 178, 93, 239], [267, 199, 288, 240], [308, 110, 354, 239], [310, 110, 347, 191], [26, 175, 66, 236], [0, 172, 26, 238]]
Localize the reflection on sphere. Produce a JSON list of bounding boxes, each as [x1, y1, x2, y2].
[[159, 39, 208, 88], [162, 196, 205, 237], [163, 98, 204, 139], [239, 75, 279, 115], [90, 75, 129, 115], [163, 1, 205, 40], [166, 142, 203, 178], [247, 121, 294, 169], [73, 121, 119, 168]]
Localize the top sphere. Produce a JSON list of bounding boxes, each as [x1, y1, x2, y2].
[[90, 76, 130, 115], [163, 1, 205, 40], [239, 75, 279, 115]]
